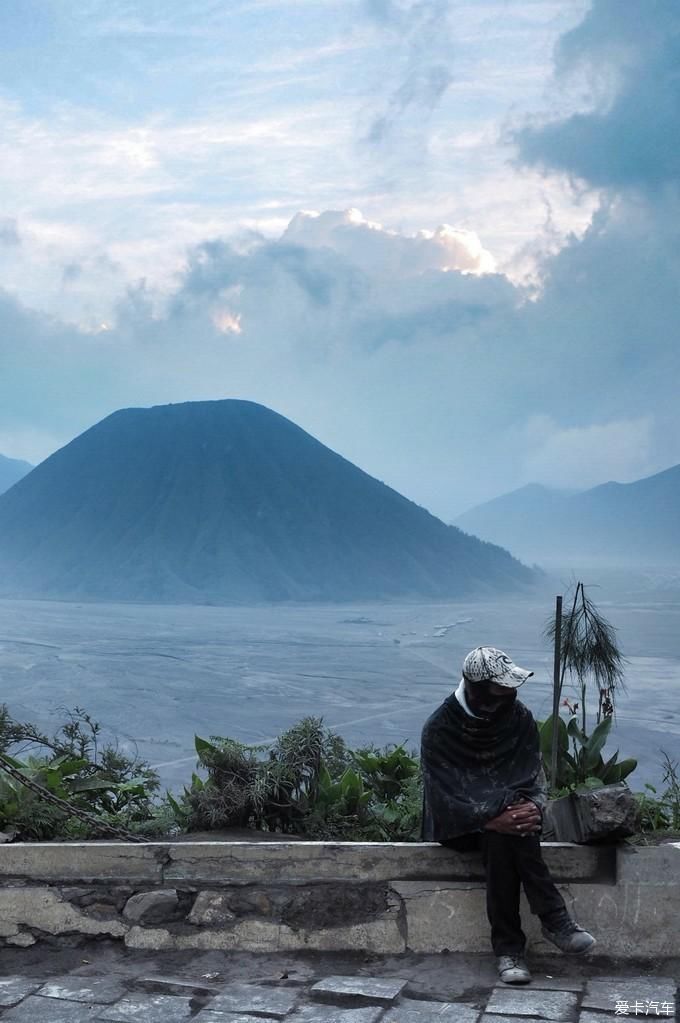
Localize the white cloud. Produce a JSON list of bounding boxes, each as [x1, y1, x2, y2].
[[521, 415, 657, 490], [282, 208, 496, 275]]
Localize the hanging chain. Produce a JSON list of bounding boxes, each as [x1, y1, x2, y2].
[[0, 752, 148, 843]]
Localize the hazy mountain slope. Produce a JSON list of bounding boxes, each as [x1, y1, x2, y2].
[[455, 484, 573, 561], [0, 399, 534, 602], [455, 465, 680, 564], [0, 454, 33, 496]]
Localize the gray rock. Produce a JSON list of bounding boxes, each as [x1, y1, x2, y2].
[[485, 987, 578, 1021], [575, 783, 641, 841], [123, 889, 180, 925], [1, 995, 99, 1022], [544, 784, 640, 843], [98, 992, 194, 1022], [5, 932, 36, 947], [310, 975, 409, 1006], [37, 975, 127, 1004], [188, 891, 237, 927], [0, 978, 40, 1007], [208, 983, 300, 1018]]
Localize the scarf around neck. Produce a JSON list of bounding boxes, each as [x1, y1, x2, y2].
[[420, 691, 547, 842]]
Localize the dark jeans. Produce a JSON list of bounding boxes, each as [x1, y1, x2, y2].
[[440, 831, 569, 955]]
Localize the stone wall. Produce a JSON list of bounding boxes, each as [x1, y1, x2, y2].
[[0, 840, 677, 958]]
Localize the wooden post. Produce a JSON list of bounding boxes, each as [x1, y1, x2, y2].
[[550, 594, 563, 791]]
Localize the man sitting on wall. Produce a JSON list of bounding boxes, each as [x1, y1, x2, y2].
[[420, 646, 596, 985]]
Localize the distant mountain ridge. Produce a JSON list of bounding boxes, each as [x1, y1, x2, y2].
[[0, 399, 534, 603], [0, 453, 33, 496], [455, 465, 680, 564]]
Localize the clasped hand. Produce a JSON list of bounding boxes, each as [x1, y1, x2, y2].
[[485, 798, 542, 836]]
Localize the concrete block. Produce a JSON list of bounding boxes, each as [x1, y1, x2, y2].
[[0, 978, 40, 1007], [485, 988, 578, 1020], [616, 843, 680, 885], [0, 843, 165, 883], [0, 887, 126, 937], [208, 983, 300, 1018], [390, 882, 491, 953], [98, 993, 194, 1022], [539, 880, 680, 959], [163, 841, 607, 884], [310, 975, 408, 1006]]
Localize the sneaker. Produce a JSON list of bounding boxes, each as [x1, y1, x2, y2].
[[497, 955, 532, 984], [541, 918, 596, 954]]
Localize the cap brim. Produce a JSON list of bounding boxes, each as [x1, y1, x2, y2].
[[497, 667, 534, 688]]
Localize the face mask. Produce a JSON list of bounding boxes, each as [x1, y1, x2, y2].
[[466, 684, 517, 718]]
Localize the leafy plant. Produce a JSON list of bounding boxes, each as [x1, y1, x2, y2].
[[169, 719, 424, 841], [545, 582, 626, 734], [0, 705, 161, 840], [542, 583, 634, 795], [350, 741, 419, 801], [632, 750, 680, 837], [537, 712, 637, 795], [176, 717, 352, 834]]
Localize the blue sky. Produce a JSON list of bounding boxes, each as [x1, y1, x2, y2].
[[1, 0, 678, 516]]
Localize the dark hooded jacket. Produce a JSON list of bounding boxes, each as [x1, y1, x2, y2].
[[420, 691, 548, 842]]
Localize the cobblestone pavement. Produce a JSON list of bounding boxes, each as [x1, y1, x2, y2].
[[0, 943, 676, 1022]]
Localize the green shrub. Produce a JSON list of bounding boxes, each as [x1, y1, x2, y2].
[[632, 750, 680, 838], [537, 712, 637, 796], [0, 705, 160, 840]]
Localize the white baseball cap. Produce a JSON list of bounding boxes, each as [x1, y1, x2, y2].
[[462, 647, 533, 689]]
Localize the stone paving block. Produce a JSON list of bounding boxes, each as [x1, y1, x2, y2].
[[287, 1006, 385, 1023], [493, 977, 584, 993], [579, 1014, 648, 1023], [0, 977, 41, 1007], [207, 983, 300, 1018], [481, 1016, 538, 1023], [194, 1016, 281, 1023], [37, 975, 127, 1003], [485, 987, 578, 1021], [310, 975, 409, 1006], [133, 973, 223, 996], [1, 994, 101, 1022], [582, 979, 677, 1015], [97, 992, 194, 1022], [382, 997, 479, 1021]]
